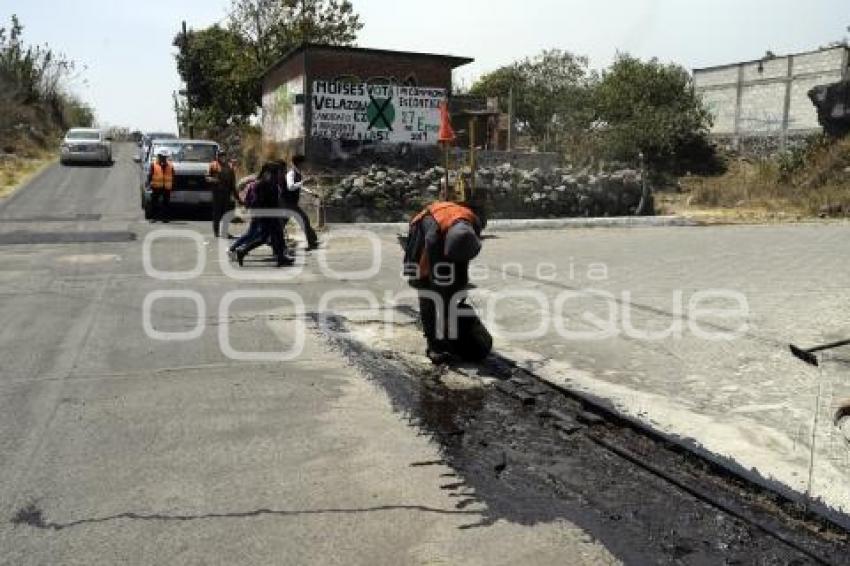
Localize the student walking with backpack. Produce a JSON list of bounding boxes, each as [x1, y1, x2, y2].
[[229, 162, 292, 267]]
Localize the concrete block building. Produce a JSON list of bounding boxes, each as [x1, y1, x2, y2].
[[261, 44, 472, 165], [694, 45, 850, 151]]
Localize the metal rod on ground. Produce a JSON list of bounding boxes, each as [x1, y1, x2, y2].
[[807, 372, 823, 507]]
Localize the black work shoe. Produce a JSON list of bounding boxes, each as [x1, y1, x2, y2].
[[307, 241, 321, 250], [236, 249, 246, 267], [426, 348, 452, 365], [277, 255, 294, 267]]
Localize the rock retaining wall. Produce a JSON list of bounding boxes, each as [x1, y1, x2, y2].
[[320, 163, 648, 223]]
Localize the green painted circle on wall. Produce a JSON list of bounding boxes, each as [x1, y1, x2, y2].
[[366, 98, 395, 130]]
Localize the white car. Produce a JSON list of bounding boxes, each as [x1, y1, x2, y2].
[[60, 128, 112, 165]]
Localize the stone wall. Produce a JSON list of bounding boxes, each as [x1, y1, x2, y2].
[[318, 163, 646, 223], [710, 132, 817, 157], [455, 150, 561, 171]]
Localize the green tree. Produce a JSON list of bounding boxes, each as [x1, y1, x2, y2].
[[229, 0, 363, 69], [470, 49, 594, 151], [174, 25, 260, 132], [174, 0, 363, 133], [592, 53, 714, 170]]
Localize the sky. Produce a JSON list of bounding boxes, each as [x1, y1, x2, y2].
[[4, 0, 848, 131]]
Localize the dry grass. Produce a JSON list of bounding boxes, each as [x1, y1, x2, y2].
[[678, 136, 850, 219], [0, 151, 55, 199]]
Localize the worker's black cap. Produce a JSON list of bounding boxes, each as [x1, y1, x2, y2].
[[444, 222, 481, 262]]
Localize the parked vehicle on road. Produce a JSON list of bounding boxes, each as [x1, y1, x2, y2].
[[137, 131, 177, 162], [60, 128, 112, 165], [134, 139, 219, 219]]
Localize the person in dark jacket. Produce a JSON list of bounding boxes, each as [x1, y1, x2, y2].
[[206, 149, 240, 238], [404, 201, 483, 364]]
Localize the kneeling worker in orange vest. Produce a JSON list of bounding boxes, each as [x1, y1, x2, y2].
[[147, 148, 174, 222], [404, 201, 485, 364]]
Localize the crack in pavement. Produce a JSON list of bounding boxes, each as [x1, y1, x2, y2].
[[11, 502, 481, 531]]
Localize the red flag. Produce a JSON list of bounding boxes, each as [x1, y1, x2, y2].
[[438, 100, 455, 143]]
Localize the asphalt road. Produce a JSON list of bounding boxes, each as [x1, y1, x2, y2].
[[2, 143, 849, 564], [0, 144, 619, 565]]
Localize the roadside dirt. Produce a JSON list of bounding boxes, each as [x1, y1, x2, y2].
[[0, 154, 55, 199], [655, 192, 811, 225]]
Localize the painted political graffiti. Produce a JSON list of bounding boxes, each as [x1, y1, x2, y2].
[[311, 80, 445, 144]]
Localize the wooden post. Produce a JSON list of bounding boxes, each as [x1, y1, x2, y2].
[[444, 143, 451, 201], [507, 87, 514, 151], [468, 117, 476, 203]]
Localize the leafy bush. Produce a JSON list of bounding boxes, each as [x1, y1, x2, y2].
[[471, 50, 719, 175], [592, 54, 717, 173], [0, 15, 94, 154], [776, 134, 832, 181], [470, 50, 595, 152]]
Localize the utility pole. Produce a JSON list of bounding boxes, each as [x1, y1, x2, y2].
[[507, 87, 513, 151], [182, 20, 194, 138]]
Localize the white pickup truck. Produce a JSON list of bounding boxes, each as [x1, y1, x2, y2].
[[135, 139, 219, 219]]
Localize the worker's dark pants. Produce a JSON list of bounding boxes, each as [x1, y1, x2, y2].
[[284, 201, 318, 247], [418, 284, 459, 351], [150, 189, 170, 221], [211, 193, 234, 237]]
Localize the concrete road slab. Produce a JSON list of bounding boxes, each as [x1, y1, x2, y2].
[[0, 144, 620, 564]]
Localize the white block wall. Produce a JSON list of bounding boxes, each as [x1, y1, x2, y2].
[[739, 82, 786, 133], [694, 66, 739, 89], [741, 57, 788, 82], [788, 72, 844, 130], [699, 87, 738, 133], [794, 49, 846, 75], [694, 46, 849, 137]]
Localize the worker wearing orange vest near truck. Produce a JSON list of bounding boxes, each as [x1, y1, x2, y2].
[[146, 148, 174, 222], [403, 201, 490, 364]]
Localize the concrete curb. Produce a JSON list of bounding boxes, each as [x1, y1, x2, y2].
[[324, 215, 697, 233], [521, 363, 850, 532]]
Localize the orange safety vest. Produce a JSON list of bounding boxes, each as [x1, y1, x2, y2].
[[150, 161, 174, 191], [411, 201, 479, 278]]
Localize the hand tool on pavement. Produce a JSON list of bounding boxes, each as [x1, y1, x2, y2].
[[789, 338, 850, 366]]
